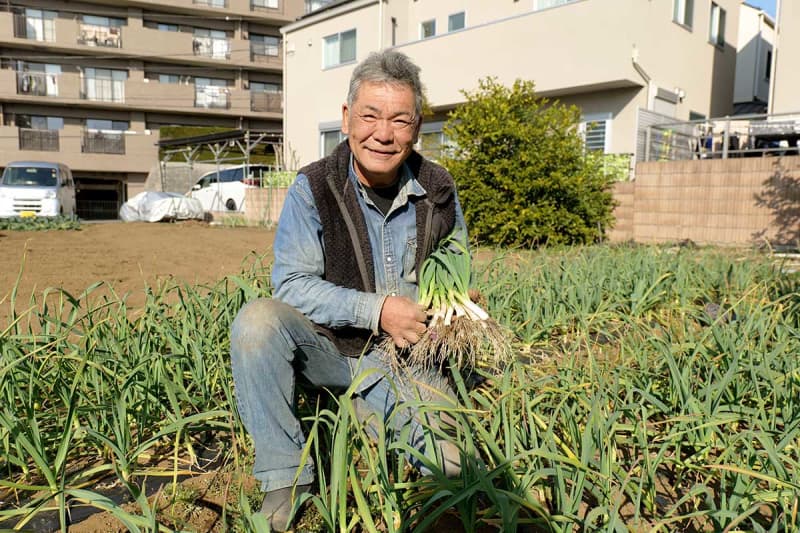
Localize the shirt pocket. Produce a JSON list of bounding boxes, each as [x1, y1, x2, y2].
[[402, 237, 418, 284]]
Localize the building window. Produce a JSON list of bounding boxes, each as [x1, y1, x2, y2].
[[251, 34, 280, 60], [79, 15, 124, 48], [673, 0, 693, 29], [709, 3, 725, 47], [252, 0, 279, 10], [195, 77, 230, 108], [765, 50, 772, 80], [16, 62, 60, 96], [581, 114, 611, 153], [193, 28, 230, 59], [305, 0, 332, 14], [448, 12, 465, 32], [417, 122, 452, 161], [534, 0, 578, 10], [158, 73, 181, 84], [21, 9, 57, 42], [82, 67, 127, 103], [323, 29, 356, 68], [420, 19, 436, 39], [321, 129, 345, 156], [157, 23, 178, 32]]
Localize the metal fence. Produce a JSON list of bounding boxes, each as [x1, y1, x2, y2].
[[82, 131, 126, 154], [643, 112, 800, 161], [19, 128, 59, 151], [250, 92, 282, 112]]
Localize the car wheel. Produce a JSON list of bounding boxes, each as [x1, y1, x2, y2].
[[225, 198, 237, 211]]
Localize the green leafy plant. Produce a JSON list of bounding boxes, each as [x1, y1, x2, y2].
[[441, 77, 617, 247], [0, 215, 80, 231]]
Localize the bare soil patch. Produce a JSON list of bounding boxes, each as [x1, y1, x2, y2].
[[0, 221, 276, 321]]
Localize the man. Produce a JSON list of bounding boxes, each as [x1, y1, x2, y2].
[[230, 49, 467, 532]]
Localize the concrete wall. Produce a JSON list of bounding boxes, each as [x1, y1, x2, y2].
[[244, 186, 289, 225], [608, 156, 800, 248]]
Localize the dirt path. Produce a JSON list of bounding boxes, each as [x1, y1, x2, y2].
[[0, 221, 276, 320]]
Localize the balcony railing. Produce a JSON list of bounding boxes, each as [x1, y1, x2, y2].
[[19, 128, 59, 151], [82, 131, 125, 154], [81, 79, 125, 103], [250, 42, 281, 62], [77, 24, 122, 48], [13, 14, 56, 41], [195, 87, 230, 109], [250, 92, 282, 112], [17, 71, 57, 96], [193, 0, 227, 7], [192, 37, 230, 59]]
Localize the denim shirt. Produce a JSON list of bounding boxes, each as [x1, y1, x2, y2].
[[272, 156, 466, 336]]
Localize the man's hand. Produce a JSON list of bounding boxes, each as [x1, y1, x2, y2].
[[380, 295, 428, 348]]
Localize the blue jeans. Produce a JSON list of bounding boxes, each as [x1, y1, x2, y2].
[[230, 298, 456, 491]]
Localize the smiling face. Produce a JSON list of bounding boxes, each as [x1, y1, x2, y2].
[[342, 81, 421, 188]]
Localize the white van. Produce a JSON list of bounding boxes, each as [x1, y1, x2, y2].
[[0, 161, 77, 218]]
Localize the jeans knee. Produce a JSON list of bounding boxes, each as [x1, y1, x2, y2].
[[231, 299, 293, 355]]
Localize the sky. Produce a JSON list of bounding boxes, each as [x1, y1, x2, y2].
[[744, 0, 776, 18]]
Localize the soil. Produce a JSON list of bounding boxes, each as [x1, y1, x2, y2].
[[0, 221, 276, 322]]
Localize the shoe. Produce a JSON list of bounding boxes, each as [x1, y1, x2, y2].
[[260, 483, 312, 532]]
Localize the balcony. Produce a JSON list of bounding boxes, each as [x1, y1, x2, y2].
[[195, 86, 230, 109], [192, 37, 230, 60], [82, 131, 126, 154], [17, 71, 57, 97], [19, 128, 59, 151], [250, 91, 282, 113], [77, 24, 122, 48]]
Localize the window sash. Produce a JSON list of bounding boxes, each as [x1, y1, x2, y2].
[[420, 19, 436, 39], [673, 0, 694, 28], [448, 12, 465, 32], [709, 3, 726, 46], [323, 29, 356, 68]]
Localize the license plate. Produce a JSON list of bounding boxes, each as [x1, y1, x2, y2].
[[19, 211, 37, 218]]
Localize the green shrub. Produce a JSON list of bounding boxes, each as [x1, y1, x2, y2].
[[441, 78, 617, 248], [0, 215, 81, 231]]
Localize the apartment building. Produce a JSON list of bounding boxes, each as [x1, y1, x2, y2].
[[734, 2, 774, 114], [769, 0, 798, 115], [0, 0, 304, 218], [280, 0, 740, 167]]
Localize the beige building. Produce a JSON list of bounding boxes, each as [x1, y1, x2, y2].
[[0, 0, 304, 218], [281, 0, 740, 168], [734, 2, 774, 114], [769, 0, 799, 114]]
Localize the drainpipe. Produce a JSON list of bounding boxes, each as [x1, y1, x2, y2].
[[752, 13, 762, 101], [768, 0, 782, 114], [378, 0, 383, 50], [631, 45, 653, 109]]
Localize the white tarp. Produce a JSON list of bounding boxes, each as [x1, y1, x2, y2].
[[119, 191, 205, 222]]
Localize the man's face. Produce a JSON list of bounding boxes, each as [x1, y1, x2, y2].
[[342, 81, 420, 187]]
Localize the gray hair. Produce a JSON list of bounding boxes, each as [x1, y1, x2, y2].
[[346, 49, 424, 118]]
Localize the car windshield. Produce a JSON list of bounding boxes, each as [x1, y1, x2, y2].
[[1, 166, 58, 187]]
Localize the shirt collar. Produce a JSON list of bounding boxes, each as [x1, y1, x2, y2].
[[348, 154, 428, 202]]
